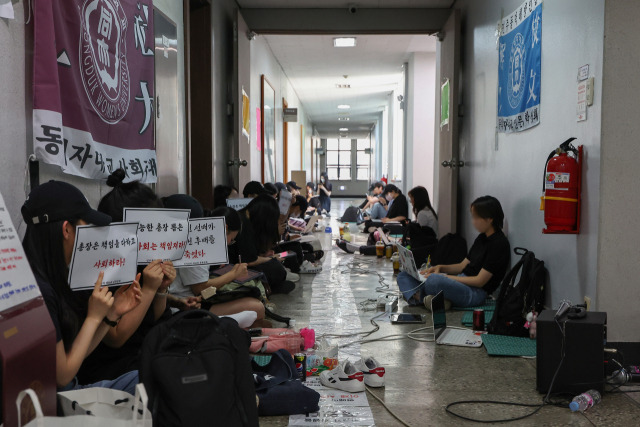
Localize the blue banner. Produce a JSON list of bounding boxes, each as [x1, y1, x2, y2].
[[498, 0, 542, 133]]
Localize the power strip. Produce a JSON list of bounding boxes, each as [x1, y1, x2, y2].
[[385, 296, 398, 313]]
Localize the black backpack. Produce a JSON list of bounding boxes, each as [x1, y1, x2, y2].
[[340, 206, 365, 224], [488, 248, 548, 337], [430, 233, 467, 266], [140, 310, 259, 427]]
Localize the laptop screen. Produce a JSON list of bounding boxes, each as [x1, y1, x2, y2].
[[431, 291, 447, 340]]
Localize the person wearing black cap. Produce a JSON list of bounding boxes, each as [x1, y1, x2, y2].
[[161, 194, 267, 327], [242, 181, 265, 198], [21, 180, 143, 394], [263, 182, 279, 198], [360, 181, 386, 213], [286, 181, 302, 196]]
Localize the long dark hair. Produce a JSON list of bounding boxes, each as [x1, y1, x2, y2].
[[23, 220, 83, 351], [241, 194, 280, 253], [210, 206, 242, 232], [98, 169, 163, 221], [213, 185, 237, 209], [471, 196, 504, 230], [320, 171, 330, 187], [408, 186, 438, 220]]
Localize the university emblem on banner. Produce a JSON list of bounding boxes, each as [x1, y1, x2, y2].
[[507, 33, 526, 109], [80, 0, 131, 124]]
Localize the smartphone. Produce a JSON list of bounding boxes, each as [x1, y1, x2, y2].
[[390, 313, 426, 324], [277, 251, 296, 259]]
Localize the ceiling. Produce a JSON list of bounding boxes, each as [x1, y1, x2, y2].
[[237, 0, 454, 8], [264, 34, 437, 138]]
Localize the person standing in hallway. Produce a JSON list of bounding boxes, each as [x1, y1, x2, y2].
[[318, 172, 332, 214]]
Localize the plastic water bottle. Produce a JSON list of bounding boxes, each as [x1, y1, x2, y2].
[[569, 390, 601, 412]]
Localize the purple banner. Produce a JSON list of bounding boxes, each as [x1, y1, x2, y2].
[[33, 0, 157, 183]]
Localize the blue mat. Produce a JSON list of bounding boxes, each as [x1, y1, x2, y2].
[[452, 298, 497, 311], [481, 334, 536, 357], [461, 310, 494, 326]]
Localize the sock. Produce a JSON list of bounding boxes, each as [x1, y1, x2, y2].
[[221, 311, 258, 328], [346, 242, 361, 253]]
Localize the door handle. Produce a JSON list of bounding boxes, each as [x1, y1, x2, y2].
[[227, 159, 248, 167], [441, 159, 465, 168], [441, 160, 452, 168]]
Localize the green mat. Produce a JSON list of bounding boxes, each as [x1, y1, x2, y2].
[[252, 355, 272, 366], [452, 298, 497, 311], [461, 310, 494, 326], [481, 334, 537, 357]]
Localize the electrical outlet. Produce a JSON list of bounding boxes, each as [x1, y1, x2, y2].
[[584, 296, 591, 311]]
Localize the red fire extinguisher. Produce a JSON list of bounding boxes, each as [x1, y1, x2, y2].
[[540, 138, 582, 233]]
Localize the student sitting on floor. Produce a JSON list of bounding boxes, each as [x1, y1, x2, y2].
[[162, 195, 267, 327], [211, 184, 239, 210], [306, 182, 322, 215], [263, 182, 279, 198], [21, 181, 143, 395], [243, 181, 266, 198], [361, 184, 409, 232], [360, 181, 386, 213], [229, 195, 296, 294], [397, 195, 510, 310], [277, 195, 323, 274], [77, 169, 176, 385]]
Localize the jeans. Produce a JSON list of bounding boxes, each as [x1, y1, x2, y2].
[[60, 370, 139, 396], [369, 203, 387, 220], [396, 272, 487, 308]]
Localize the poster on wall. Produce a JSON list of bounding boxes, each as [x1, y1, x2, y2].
[[497, 0, 542, 133], [32, 0, 157, 183]]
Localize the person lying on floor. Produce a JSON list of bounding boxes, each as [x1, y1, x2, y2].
[[397, 195, 510, 310], [22, 181, 142, 395], [162, 195, 269, 328]]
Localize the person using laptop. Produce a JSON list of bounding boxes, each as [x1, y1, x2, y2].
[[396, 195, 510, 310]]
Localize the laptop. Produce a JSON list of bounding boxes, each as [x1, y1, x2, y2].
[[396, 244, 425, 283], [431, 291, 483, 348], [211, 264, 262, 284], [303, 215, 319, 234], [377, 227, 391, 245]]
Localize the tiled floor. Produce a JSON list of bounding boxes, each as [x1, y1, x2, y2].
[[260, 199, 640, 426]]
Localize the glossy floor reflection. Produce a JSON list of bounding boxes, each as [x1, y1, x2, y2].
[[260, 199, 640, 426]]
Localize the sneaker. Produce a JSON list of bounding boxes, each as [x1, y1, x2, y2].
[[299, 260, 322, 274], [285, 268, 300, 282], [319, 361, 365, 392], [423, 295, 451, 312], [354, 357, 386, 387], [335, 239, 355, 254]]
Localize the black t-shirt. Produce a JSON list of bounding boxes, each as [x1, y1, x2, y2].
[[387, 194, 409, 219], [462, 230, 511, 294], [37, 277, 64, 344], [227, 213, 258, 264], [318, 182, 332, 202], [308, 196, 322, 211]]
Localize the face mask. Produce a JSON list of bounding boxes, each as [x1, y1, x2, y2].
[[321, 177, 325, 183], [385, 194, 393, 202]]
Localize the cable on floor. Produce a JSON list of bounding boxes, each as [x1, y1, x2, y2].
[[365, 386, 414, 427]]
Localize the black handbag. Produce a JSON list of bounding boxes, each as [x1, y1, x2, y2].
[[206, 285, 262, 304]]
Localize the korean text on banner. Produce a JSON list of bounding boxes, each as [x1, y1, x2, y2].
[[123, 208, 190, 264], [497, 0, 542, 133], [32, 0, 157, 182], [68, 223, 139, 290], [227, 198, 252, 211], [278, 190, 292, 215], [173, 217, 229, 267], [0, 193, 42, 312]]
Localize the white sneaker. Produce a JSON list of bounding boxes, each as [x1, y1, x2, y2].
[[319, 361, 365, 392], [299, 260, 322, 274], [354, 357, 386, 387], [285, 268, 300, 282]]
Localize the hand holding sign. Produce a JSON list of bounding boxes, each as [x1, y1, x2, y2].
[[86, 272, 114, 323], [109, 273, 142, 320], [278, 190, 293, 215]]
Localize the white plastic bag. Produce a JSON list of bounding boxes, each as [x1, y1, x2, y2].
[[17, 384, 150, 427]]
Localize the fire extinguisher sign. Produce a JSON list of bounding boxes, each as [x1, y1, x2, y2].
[[546, 172, 570, 189]]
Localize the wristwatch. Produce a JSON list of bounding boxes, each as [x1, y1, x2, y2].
[[103, 316, 119, 327]]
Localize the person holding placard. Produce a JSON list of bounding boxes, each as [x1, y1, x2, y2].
[[163, 196, 267, 327], [21, 181, 143, 395], [78, 170, 177, 384]]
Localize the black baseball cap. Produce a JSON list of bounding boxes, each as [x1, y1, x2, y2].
[[242, 181, 265, 197], [22, 180, 111, 226], [306, 182, 317, 191], [286, 180, 301, 190], [162, 194, 204, 219], [274, 182, 287, 192]]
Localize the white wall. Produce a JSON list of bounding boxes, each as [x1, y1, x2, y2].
[[597, 0, 640, 341], [0, 1, 186, 234], [406, 52, 436, 200], [247, 35, 313, 185], [454, 0, 604, 309]]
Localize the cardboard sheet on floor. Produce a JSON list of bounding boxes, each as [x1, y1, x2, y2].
[[481, 334, 536, 357]]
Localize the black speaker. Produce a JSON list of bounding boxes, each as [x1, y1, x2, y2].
[[536, 309, 607, 394]]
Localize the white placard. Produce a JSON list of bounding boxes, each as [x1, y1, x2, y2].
[[173, 217, 229, 267], [227, 198, 251, 211], [0, 193, 42, 312], [278, 190, 293, 215], [578, 64, 589, 81], [68, 223, 139, 290], [577, 80, 588, 122], [123, 208, 190, 264]]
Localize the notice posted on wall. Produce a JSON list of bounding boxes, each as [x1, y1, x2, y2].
[[68, 223, 139, 290], [0, 192, 42, 313], [173, 217, 229, 267], [123, 208, 190, 264]]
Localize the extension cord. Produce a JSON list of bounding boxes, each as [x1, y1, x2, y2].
[[385, 296, 398, 313], [377, 294, 395, 310]]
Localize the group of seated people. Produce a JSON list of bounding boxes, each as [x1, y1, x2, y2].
[[337, 182, 511, 313], [22, 169, 327, 397]]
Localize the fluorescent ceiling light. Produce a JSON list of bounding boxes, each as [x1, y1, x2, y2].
[[334, 37, 357, 47], [338, 117, 350, 121], [337, 104, 351, 109], [339, 128, 349, 131]]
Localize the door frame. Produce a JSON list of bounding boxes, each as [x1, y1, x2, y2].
[[283, 97, 288, 182]]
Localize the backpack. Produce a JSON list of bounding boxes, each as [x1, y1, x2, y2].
[[430, 233, 467, 266], [340, 206, 365, 224], [139, 310, 259, 427], [488, 248, 548, 337]]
